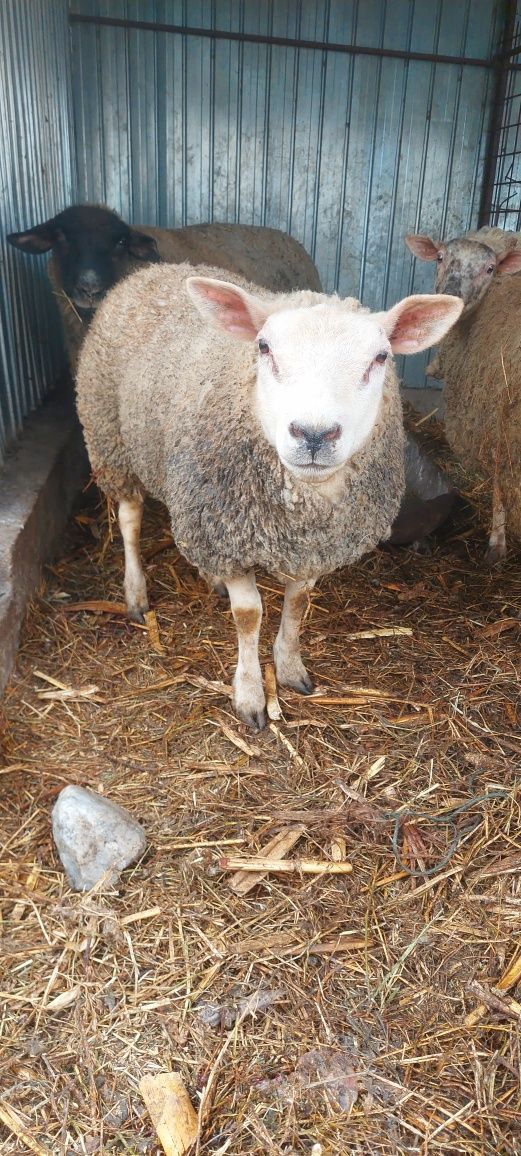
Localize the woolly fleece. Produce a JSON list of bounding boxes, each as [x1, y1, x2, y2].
[[438, 270, 521, 540], [76, 262, 405, 581]]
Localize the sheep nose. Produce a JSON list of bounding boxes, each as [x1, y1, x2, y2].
[[289, 422, 342, 451], [77, 269, 103, 296], [437, 273, 461, 297]]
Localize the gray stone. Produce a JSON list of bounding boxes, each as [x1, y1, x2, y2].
[[52, 785, 147, 891]]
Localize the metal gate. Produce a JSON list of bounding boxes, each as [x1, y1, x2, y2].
[[482, 5, 521, 229]]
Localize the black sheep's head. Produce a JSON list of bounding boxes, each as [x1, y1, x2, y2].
[[7, 203, 160, 314]]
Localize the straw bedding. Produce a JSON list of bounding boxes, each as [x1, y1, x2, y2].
[[0, 413, 520, 1155]]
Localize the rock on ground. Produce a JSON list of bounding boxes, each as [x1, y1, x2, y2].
[[52, 784, 146, 891]]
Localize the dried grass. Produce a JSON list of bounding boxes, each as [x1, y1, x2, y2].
[[1, 419, 520, 1154]]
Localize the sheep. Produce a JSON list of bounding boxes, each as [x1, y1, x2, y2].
[[75, 260, 462, 728], [405, 227, 521, 561], [405, 226, 521, 377], [7, 204, 321, 371]]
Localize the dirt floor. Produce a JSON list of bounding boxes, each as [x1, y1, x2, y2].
[[1, 435, 520, 1154]]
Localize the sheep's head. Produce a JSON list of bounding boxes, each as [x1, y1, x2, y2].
[[405, 232, 521, 315], [186, 276, 463, 483], [7, 204, 160, 314]]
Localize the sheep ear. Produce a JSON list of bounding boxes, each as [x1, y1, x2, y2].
[[497, 247, 521, 275], [378, 294, 464, 354], [404, 234, 441, 261], [185, 276, 271, 339], [6, 220, 56, 253], [128, 229, 160, 262]]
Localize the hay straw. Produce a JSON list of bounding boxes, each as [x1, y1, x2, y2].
[[1, 440, 521, 1153], [220, 855, 353, 875]]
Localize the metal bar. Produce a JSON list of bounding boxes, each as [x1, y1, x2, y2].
[[332, 0, 358, 291], [68, 11, 510, 70], [309, 0, 330, 264], [438, 0, 471, 243], [478, 0, 518, 224], [358, 3, 386, 302]]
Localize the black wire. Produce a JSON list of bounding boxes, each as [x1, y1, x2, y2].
[[389, 790, 509, 878]]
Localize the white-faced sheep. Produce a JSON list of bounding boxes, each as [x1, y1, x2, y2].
[[405, 226, 521, 377], [406, 227, 521, 561], [7, 204, 321, 371], [75, 263, 462, 728]]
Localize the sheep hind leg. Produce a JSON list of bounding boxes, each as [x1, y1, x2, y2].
[[226, 571, 266, 731], [485, 481, 506, 565], [274, 578, 315, 694], [200, 570, 228, 599], [118, 495, 149, 622]]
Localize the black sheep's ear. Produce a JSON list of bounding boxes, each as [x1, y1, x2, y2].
[[127, 229, 160, 262], [6, 220, 56, 253]]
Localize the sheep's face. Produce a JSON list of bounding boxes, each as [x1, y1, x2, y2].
[[435, 240, 500, 313], [254, 305, 390, 480], [405, 233, 521, 316], [7, 205, 159, 315], [185, 275, 465, 484]]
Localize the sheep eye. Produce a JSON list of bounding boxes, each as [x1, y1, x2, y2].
[[486, 264, 494, 274], [258, 338, 270, 355], [437, 252, 444, 263], [116, 237, 127, 248], [375, 351, 388, 365]]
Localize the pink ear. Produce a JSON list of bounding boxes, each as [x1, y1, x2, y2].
[[382, 294, 463, 354], [404, 234, 440, 261], [185, 276, 270, 339], [498, 248, 521, 275]]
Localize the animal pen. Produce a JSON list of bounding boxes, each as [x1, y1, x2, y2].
[[1, 2, 521, 1153]]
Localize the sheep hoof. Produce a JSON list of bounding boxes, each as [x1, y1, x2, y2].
[[411, 537, 432, 556], [274, 652, 315, 695], [127, 602, 149, 624], [201, 571, 228, 599], [235, 703, 267, 731], [289, 673, 315, 695], [233, 675, 267, 731], [484, 543, 506, 566], [277, 670, 315, 695]]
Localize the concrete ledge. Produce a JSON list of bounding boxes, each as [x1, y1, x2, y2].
[[0, 388, 88, 694]]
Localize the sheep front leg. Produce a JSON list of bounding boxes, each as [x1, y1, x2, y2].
[[274, 578, 315, 694], [226, 571, 266, 731], [485, 480, 506, 564], [118, 495, 149, 621]]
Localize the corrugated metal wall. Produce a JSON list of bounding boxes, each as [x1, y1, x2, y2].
[[70, 0, 505, 385], [0, 0, 76, 462], [0, 0, 510, 465]]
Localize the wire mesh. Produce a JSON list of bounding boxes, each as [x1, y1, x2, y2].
[[488, 18, 521, 229]]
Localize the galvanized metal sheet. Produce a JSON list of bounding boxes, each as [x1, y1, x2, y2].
[[0, 0, 75, 462], [69, 0, 503, 387], [0, 0, 509, 465]]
